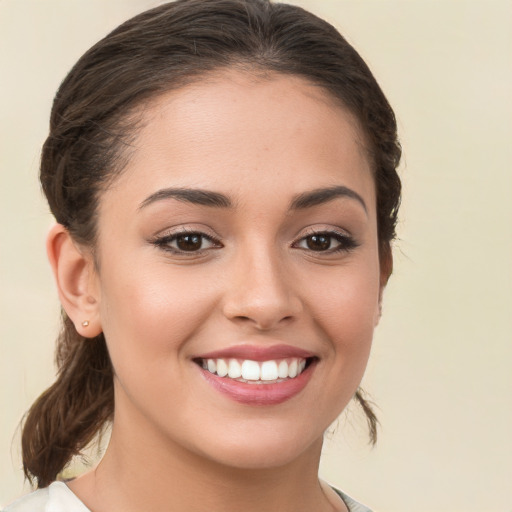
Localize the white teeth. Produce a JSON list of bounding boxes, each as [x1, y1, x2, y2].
[[202, 357, 309, 382], [288, 359, 298, 378], [278, 360, 288, 378], [241, 360, 260, 380], [207, 359, 216, 373], [228, 359, 242, 378], [261, 361, 278, 381], [216, 358, 228, 377]]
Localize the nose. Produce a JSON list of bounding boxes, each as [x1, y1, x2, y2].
[[221, 246, 303, 331]]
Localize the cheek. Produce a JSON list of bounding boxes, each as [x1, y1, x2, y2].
[[303, 257, 381, 360], [291, 258, 381, 430], [97, 260, 219, 369]]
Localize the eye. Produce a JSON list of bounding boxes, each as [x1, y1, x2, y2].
[[173, 233, 208, 251], [153, 231, 221, 254], [294, 230, 358, 253]]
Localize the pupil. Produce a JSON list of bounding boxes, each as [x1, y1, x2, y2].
[[177, 234, 202, 251], [307, 235, 330, 251]]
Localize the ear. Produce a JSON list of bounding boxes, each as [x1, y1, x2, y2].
[[375, 246, 393, 326], [47, 224, 102, 338]]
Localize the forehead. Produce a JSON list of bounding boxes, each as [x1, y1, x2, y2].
[[105, 69, 374, 212]]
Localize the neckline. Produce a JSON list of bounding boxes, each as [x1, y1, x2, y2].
[[53, 480, 365, 512], [51, 481, 92, 511]]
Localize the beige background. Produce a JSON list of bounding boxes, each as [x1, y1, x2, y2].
[[1, 1, 511, 511]]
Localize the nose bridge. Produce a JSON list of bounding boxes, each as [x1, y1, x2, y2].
[[222, 238, 301, 329]]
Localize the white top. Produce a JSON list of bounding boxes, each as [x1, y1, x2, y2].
[[2, 482, 89, 512], [2, 481, 372, 512]]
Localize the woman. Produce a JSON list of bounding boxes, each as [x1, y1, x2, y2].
[[4, 0, 401, 511]]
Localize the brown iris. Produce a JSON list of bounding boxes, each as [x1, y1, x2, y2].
[[306, 234, 331, 251], [176, 234, 203, 251]]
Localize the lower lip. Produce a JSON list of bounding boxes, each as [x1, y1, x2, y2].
[[198, 362, 316, 406]]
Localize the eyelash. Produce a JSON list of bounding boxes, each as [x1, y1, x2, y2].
[[291, 229, 359, 254], [151, 229, 223, 255], [151, 228, 358, 256]]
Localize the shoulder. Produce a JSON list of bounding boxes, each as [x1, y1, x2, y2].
[[2, 486, 49, 512], [2, 481, 90, 512], [332, 487, 374, 512]]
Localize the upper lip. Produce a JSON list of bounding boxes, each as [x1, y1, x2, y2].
[[194, 344, 316, 362]]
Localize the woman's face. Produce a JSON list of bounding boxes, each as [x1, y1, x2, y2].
[[90, 70, 384, 469]]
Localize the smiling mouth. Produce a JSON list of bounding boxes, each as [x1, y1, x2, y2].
[[194, 357, 316, 384]]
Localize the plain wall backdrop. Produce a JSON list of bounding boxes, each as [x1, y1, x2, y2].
[[1, 1, 511, 511]]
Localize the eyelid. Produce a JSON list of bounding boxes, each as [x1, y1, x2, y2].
[[150, 223, 219, 240], [150, 226, 223, 254], [292, 225, 351, 242], [291, 226, 359, 253]]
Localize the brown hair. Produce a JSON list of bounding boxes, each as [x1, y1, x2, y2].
[[22, 0, 401, 487]]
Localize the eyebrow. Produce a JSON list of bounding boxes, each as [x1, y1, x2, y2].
[[138, 185, 367, 213], [139, 187, 232, 210], [290, 186, 367, 213]]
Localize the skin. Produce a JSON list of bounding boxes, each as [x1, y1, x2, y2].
[[49, 70, 388, 512]]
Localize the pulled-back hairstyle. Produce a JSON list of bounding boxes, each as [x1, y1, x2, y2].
[[22, 0, 401, 487]]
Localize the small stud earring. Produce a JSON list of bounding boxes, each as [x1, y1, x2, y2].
[[82, 320, 90, 327]]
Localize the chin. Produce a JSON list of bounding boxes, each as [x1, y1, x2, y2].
[[189, 420, 324, 471]]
